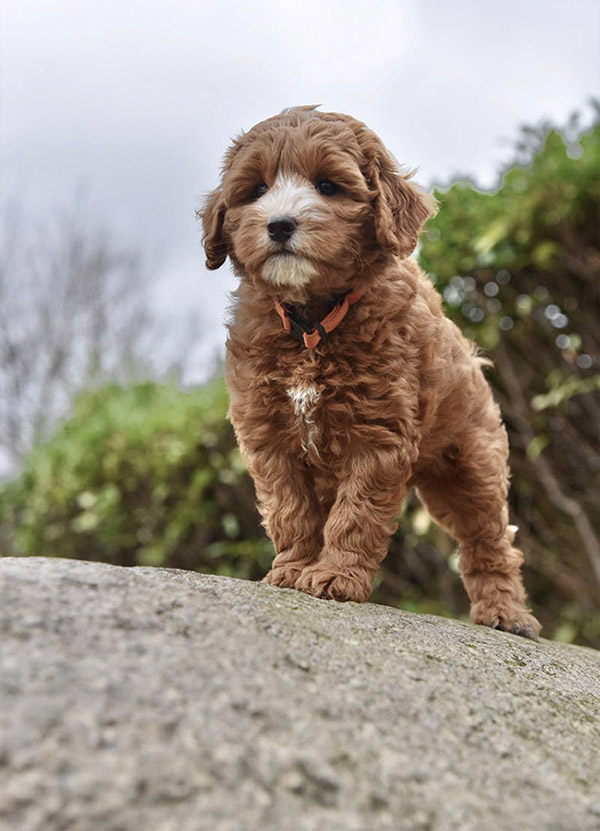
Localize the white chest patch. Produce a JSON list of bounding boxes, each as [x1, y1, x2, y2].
[[286, 383, 321, 456]]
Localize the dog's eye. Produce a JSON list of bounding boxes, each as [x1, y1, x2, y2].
[[316, 180, 339, 196], [251, 182, 269, 200]]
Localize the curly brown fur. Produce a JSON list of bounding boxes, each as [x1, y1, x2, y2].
[[200, 106, 541, 640]]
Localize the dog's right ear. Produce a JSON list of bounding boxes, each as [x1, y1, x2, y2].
[[199, 187, 228, 270]]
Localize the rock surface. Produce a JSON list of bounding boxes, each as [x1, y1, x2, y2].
[[1, 557, 599, 831]]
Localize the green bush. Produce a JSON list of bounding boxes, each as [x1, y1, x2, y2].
[[0, 379, 273, 579]]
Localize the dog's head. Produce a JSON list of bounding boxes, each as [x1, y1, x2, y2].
[[200, 106, 436, 300]]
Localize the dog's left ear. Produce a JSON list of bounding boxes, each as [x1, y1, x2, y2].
[[199, 187, 228, 270], [370, 150, 437, 259]]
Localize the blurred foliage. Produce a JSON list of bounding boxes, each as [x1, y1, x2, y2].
[[1, 108, 598, 648], [0, 380, 272, 578]]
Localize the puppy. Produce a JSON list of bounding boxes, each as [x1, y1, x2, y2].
[[200, 106, 540, 639]]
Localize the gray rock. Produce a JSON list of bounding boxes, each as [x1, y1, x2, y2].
[[0, 557, 599, 831]]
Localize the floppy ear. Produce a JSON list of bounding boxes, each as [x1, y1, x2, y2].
[[199, 187, 228, 270], [371, 153, 437, 259]]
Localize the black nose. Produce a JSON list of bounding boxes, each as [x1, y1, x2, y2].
[[267, 216, 297, 243]]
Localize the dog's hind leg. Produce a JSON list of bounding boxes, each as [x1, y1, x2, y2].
[[415, 427, 541, 640]]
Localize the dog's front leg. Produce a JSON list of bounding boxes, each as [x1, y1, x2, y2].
[[295, 444, 414, 602], [245, 450, 325, 589]]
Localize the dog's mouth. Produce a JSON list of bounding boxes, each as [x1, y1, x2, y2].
[[268, 247, 297, 258]]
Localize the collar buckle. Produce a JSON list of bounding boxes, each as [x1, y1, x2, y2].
[[283, 306, 317, 344]]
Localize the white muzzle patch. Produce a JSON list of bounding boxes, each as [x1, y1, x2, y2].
[[254, 174, 322, 289]]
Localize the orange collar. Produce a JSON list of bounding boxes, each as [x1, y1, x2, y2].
[[274, 289, 364, 349]]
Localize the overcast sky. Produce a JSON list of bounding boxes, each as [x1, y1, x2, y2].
[[1, 0, 599, 379]]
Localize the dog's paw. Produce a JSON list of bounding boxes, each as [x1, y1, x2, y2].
[[295, 564, 372, 602], [261, 563, 305, 589], [471, 603, 541, 640]]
